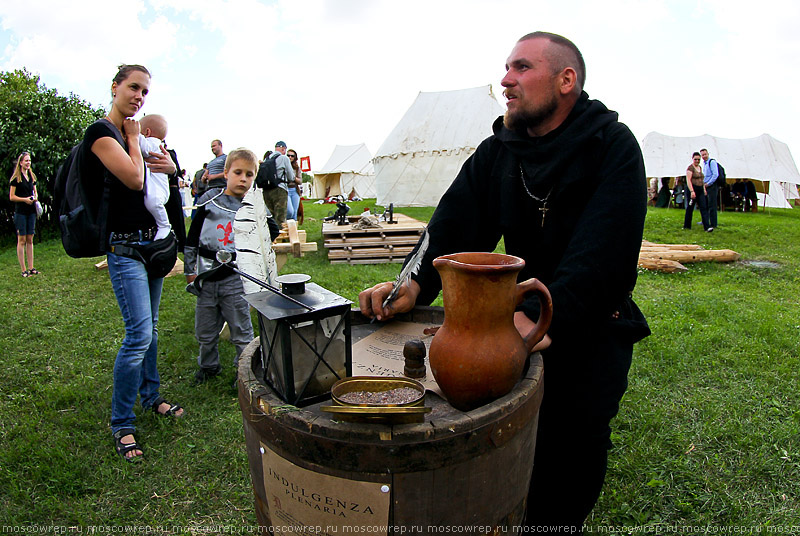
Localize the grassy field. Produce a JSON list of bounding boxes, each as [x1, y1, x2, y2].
[[1, 201, 798, 530]]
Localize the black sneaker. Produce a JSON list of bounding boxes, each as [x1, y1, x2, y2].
[[194, 366, 221, 385]]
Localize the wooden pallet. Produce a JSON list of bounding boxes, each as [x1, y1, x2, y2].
[[323, 213, 426, 264]]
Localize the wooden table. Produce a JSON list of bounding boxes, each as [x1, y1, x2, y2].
[[237, 307, 544, 533]]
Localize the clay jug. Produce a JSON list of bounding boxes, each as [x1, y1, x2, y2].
[[429, 252, 553, 411]]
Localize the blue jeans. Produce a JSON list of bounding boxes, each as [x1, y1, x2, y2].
[[287, 187, 301, 221], [107, 247, 164, 434]]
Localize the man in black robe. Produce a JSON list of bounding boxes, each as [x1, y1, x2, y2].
[[359, 31, 650, 529]]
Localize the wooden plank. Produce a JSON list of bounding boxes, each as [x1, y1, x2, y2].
[[329, 245, 414, 255], [286, 219, 302, 257], [324, 235, 421, 247], [330, 257, 405, 265], [322, 213, 426, 237], [275, 229, 307, 243], [272, 242, 317, 254], [323, 227, 424, 239], [328, 249, 413, 260]]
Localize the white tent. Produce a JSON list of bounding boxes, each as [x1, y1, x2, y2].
[[373, 85, 505, 207], [313, 143, 375, 199], [641, 132, 800, 208]]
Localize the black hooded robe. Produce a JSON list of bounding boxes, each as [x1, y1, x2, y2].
[[410, 92, 651, 527]]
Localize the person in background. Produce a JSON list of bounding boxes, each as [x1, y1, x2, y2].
[[192, 163, 207, 218], [9, 151, 40, 277], [184, 148, 260, 385], [87, 64, 181, 462], [286, 148, 303, 221], [262, 141, 292, 229], [744, 179, 758, 212], [673, 176, 689, 209], [683, 152, 712, 232], [203, 140, 227, 189], [164, 141, 187, 250], [647, 177, 658, 206], [700, 148, 721, 228], [655, 177, 671, 208], [359, 31, 649, 529]]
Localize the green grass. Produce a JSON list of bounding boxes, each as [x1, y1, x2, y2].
[[1, 202, 799, 528]]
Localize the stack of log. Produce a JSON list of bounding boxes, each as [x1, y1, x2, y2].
[[639, 240, 741, 273]]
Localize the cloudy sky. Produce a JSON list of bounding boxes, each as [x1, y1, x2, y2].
[[1, 0, 798, 178]]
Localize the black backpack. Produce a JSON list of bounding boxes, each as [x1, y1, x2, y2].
[[255, 153, 282, 190], [54, 118, 124, 258], [711, 159, 726, 185]]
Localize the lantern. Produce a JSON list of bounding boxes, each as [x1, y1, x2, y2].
[[244, 274, 352, 406]]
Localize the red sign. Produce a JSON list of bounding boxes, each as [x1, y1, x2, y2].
[[300, 156, 311, 172]]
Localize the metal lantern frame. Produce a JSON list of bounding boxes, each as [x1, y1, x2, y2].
[[245, 283, 352, 406]]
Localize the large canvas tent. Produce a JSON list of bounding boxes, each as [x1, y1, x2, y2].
[[373, 85, 504, 207], [641, 132, 800, 209], [313, 143, 375, 199]]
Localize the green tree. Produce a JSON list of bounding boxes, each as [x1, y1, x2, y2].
[[0, 68, 104, 243]]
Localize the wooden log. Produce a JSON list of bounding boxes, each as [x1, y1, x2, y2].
[[640, 244, 704, 251], [638, 257, 688, 273], [639, 249, 741, 263], [95, 257, 185, 277]]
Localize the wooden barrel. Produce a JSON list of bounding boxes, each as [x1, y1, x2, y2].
[[237, 307, 544, 533]]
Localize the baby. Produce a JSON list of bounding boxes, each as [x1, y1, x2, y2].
[[139, 114, 172, 240]]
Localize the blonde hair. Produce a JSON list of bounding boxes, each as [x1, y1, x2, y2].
[[225, 148, 258, 172], [10, 152, 37, 184]]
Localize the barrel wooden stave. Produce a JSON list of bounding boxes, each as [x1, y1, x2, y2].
[[238, 307, 544, 530]]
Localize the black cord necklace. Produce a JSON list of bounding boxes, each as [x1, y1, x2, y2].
[[519, 163, 554, 228]]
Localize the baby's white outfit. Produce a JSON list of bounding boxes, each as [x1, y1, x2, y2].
[[139, 134, 171, 240]]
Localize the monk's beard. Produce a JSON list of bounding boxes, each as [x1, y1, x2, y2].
[[503, 94, 558, 136]]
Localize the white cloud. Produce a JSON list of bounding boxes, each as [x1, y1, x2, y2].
[[2, 0, 799, 176]]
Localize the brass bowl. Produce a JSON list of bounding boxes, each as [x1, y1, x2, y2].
[[322, 376, 430, 423]]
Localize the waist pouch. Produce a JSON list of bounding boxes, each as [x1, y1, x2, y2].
[[109, 232, 178, 279]]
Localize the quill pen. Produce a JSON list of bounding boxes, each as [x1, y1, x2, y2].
[[382, 228, 430, 310]]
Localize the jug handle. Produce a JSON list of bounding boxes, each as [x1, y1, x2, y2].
[[514, 278, 554, 353]]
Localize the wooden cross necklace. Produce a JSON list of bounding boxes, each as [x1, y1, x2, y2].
[[519, 163, 554, 228]]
